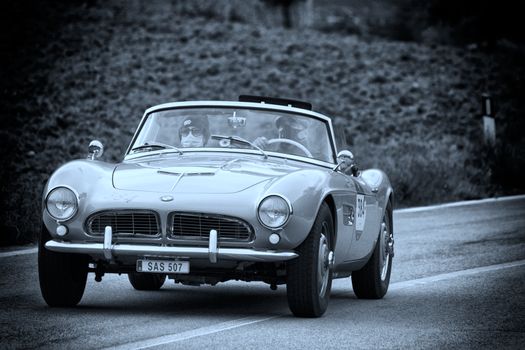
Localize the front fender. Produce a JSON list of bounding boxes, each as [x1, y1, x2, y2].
[[42, 159, 116, 234], [260, 168, 345, 249]]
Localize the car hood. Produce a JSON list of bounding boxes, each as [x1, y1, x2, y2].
[[113, 156, 301, 194]]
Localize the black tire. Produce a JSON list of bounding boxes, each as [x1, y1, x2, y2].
[[38, 225, 89, 307], [351, 202, 394, 299], [286, 202, 334, 317], [128, 272, 166, 291]]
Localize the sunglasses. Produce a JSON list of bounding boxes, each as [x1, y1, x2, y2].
[[180, 126, 204, 137]]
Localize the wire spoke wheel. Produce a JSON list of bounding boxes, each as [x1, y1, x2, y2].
[[318, 230, 330, 298], [379, 220, 393, 281]]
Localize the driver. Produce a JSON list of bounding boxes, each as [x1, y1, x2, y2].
[[253, 116, 310, 155], [178, 115, 210, 147]]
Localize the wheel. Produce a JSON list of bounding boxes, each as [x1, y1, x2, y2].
[[128, 272, 166, 290], [38, 225, 89, 307], [267, 138, 313, 157], [351, 202, 394, 299], [286, 202, 334, 317]]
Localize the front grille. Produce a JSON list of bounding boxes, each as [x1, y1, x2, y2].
[[87, 211, 160, 236], [170, 213, 253, 241]]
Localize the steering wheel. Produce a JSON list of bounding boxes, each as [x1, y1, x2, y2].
[[267, 138, 312, 158]]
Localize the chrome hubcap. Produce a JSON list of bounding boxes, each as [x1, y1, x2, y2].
[[379, 220, 394, 281], [318, 230, 330, 297]]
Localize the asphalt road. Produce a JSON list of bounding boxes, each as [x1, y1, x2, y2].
[[1, 196, 524, 349]]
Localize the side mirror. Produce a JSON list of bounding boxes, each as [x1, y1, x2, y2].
[[88, 140, 104, 160], [334, 150, 359, 176]]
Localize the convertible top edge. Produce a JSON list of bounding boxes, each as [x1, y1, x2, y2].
[[238, 95, 313, 110], [142, 101, 330, 122]]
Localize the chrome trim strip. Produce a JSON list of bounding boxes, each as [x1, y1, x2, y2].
[[143, 101, 332, 123], [45, 240, 298, 262]]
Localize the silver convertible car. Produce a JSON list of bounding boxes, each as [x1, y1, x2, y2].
[[39, 96, 394, 317]]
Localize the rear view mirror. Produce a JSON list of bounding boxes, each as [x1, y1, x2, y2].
[[88, 140, 104, 160], [335, 150, 358, 176]]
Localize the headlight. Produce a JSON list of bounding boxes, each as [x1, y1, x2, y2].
[[46, 187, 78, 221], [257, 195, 292, 229]]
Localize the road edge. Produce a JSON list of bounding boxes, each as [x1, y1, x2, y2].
[[394, 194, 525, 214]]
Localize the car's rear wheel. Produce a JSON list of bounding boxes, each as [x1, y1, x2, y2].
[[128, 272, 166, 290], [38, 225, 89, 307], [351, 201, 394, 299], [286, 202, 333, 317]]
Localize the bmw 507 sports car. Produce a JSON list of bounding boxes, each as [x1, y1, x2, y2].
[[39, 95, 394, 317]]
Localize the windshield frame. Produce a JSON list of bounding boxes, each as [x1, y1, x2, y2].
[[125, 102, 338, 166]]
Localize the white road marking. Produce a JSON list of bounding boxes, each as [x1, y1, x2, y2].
[[0, 247, 37, 258], [108, 315, 281, 350], [107, 259, 525, 350], [389, 259, 525, 291], [394, 194, 525, 214]]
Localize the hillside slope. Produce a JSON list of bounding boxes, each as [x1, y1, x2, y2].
[[1, 2, 523, 243]]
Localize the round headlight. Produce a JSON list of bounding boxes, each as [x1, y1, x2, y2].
[[257, 195, 291, 229], [46, 187, 78, 221]]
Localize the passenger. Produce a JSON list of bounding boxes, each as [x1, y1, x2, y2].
[[178, 116, 210, 147]]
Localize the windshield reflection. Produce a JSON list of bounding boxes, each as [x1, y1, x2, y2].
[[130, 108, 334, 163]]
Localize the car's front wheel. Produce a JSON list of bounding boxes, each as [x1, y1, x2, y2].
[[351, 202, 394, 298], [128, 272, 166, 291], [38, 225, 89, 307], [286, 202, 334, 317]]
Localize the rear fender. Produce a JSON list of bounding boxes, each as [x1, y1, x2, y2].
[[361, 169, 393, 232]]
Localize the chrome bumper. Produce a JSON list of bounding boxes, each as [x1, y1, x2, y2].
[[45, 240, 299, 263]]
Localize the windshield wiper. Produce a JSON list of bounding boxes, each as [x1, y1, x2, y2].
[[211, 134, 268, 159], [131, 142, 183, 155]]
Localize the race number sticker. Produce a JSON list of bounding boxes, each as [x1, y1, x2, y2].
[[355, 194, 366, 232]]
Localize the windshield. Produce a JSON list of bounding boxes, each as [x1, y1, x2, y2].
[[129, 107, 335, 163]]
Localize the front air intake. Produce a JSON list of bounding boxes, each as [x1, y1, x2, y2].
[[86, 210, 160, 237], [169, 212, 254, 241]]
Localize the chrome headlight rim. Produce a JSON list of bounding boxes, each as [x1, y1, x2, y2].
[[257, 194, 293, 230], [45, 186, 79, 222]]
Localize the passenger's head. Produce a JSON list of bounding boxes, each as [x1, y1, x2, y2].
[[275, 116, 308, 143], [178, 116, 210, 147]]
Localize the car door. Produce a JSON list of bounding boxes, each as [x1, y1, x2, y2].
[[329, 170, 357, 266], [331, 125, 379, 264]]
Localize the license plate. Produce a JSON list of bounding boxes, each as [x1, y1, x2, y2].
[[136, 259, 190, 274]]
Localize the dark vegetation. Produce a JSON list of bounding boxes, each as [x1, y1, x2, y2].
[[1, 0, 524, 245]]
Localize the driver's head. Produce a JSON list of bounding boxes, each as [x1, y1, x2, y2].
[[275, 116, 308, 143], [178, 115, 210, 147]]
